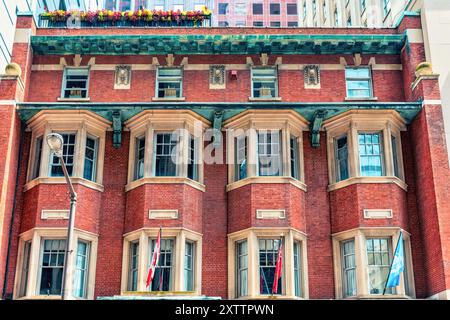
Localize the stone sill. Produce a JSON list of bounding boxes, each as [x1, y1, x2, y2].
[[328, 176, 407, 192], [57, 97, 91, 102], [125, 177, 206, 193], [344, 97, 378, 101], [152, 97, 186, 102], [24, 177, 104, 192], [248, 97, 282, 102], [226, 176, 307, 193], [16, 295, 62, 300]]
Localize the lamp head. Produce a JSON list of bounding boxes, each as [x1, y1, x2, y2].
[[46, 133, 64, 157]]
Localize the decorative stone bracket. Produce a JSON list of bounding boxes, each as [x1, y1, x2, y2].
[[213, 110, 224, 148], [310, 110, 327, 148], [112, 111, 122, 149]]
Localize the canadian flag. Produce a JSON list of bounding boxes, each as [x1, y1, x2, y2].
[[146, 228, 162, 288], [272, 238, 283, 294]]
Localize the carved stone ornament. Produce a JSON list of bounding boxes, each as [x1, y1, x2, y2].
[[304, 65, 321, 89], [209, 65, 226, 89], [114, 65, 131, 89]]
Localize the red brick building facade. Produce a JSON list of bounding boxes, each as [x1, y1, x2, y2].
[[0, 12, 450, 300]]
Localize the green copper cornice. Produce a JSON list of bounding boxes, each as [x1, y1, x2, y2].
[[30, 34, 406, 55], [17, 101, 421, 125]]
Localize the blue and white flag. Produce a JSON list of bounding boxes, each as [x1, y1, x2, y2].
[[386, 232, 405, 288]]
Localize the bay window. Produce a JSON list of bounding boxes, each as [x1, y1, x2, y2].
[[324, 111, 406, 190], [228, 228, 308, 299], [15, 228, 98, 299], [225, 111, 307, 190], [122, 228, 202, 294], [125, 111, 208, 191], [25, 111, 110, 191], [333, 228, 414, 299]]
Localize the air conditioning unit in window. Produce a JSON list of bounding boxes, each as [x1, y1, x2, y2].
[[164, 88, 177, 98], [69, 90, 82, 98], [260, 87, 272, 97]]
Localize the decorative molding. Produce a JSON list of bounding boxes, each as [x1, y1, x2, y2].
[[304, 65, 321, 89], [246, 57, 254, 66], [180, 57, 188, 66], [41, 209, 69, 220], [363, 209, 393, 219], [209, 65, 226, 89], [114, 65, 131, 90], [166, 54, 175, 67], [149, 210, 179, 220], [353, 53, 362, 66], [59, 57, 67, 66], [256, 209, 286, 219], [73, 54, 82, 67], [260, 53, 269, 66], [152, 57, 160, 66]]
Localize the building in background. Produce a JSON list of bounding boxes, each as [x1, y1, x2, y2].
[[0, 0, 99, 73], [103, 0, 213, 12]]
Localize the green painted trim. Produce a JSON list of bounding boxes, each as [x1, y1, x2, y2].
[[310, 110, 327, 148], [17, 101, 422, 126], [30, 33, 406, 55]]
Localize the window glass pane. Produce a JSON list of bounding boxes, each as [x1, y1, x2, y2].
[[39, 239, 66, 295], [270, 21, 281, 27], [287, 21, 298, 27], [290, 136, 299, 179], [253, 21, 263, 27], [134, 136, 145, 180], [19, 241, 32, 297], [187, 135, 199, 181], [391, 136, 400, 178], [287, 3, 297, 15], [252, 68, 277, 98], [236, 240, 248, 297], [270, 3, 280, 15], [50, 133, 76, 177], [367, 237, 394, 294], [154, 133, 178, 177], [293, 241, 302, 297], [150, 239, 174, 291], [235, 3, 247, 15], [253, 3, 263, 15], [235, 136, 247, 181], [128, 241, 139, 291], [218, 3, 228, 14], [335, 135, 349, 181], [63, 68, 89, 99], [73, 241, 90, 298], [345, 67, 372, 98], [83, 136, 98, 181], [259, 238, 282, 295], [359, 132, 384, 176], [32, 136, 43, 180], [157, 68, 182, 98], [258, 130, 282, 176], [341, 239, 356, 297], [184, 241, 195, 291]]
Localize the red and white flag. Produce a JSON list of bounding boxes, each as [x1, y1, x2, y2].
[[272, 238, 283, 294], [146, 228, 162, 288]]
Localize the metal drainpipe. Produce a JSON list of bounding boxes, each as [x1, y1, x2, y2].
[[2, 122, 25, 300]]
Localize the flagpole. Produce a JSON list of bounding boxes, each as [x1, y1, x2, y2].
[[382, 231, 402, 295]]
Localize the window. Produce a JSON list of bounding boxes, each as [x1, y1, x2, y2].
[[287, 3, 297, 15], [253, 21, 263, 27], [383, 0, 391, 17], [62, 68, 89, 99], [258, 131, 282, 176], [187, 135, 198, 181], [236, 240, 248, 297], [251, 67, 278, 98], [360, 0, 366, 12], [18, 241, 31, 298], [83, 136, 98, 181], [218, 3, 228, 14], [38, 239, 66, 295], [259, 238, 282, 295], [156, 67, 183, 99], [235, 21, 245, 27], [290, 136, 300, 179], [366, 238, 393, 294], [341, 239, 357, 297], [154, 133, 178, 177], [49, 133, 76, 177], [347, 15, 352, 27], [358, 132, 384, 177], [235, 135, 247, 181], [345, 67, 373, 98], [128, 241, 139, 291], [391, 135, 400, 178], [184, 241, 195, 291], [335, 135, 349, 182], [31, 136, 43, 180], [149, 239, 174, 291], [218, 21, 229, 27], [134, 136, 145, 180], [235, 2, 247, 15], [287, 21, 298, 27], [270, 3, 280, 15], [253, 3, 263, 15], [293, 241, 302, 297], [73, 240, 90, 298], [270, 21, 281, 27]]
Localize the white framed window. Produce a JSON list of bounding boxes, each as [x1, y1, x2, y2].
[[290, 135, 300, 180], [38, 239, 66, 296], [122, 228, 202, 294], [134, 136, 145, 180], [187, 135, 199, 181], [61, 67, 90, 99], [345, 67, 373, 99], [25, 111, 110, 191], [323, 111, 406, 190], [257, 130, 282, 176], [333, 228, 415, 299], [18, 241, 32, 298], [287, 3, 297, 15], [156, 67, 183, 99], [234, 135, 247, 181], [154, 132, 179, 177], [73, 240, 90, 298], [228, 228, 308, 299], [251, 67, 278, 98]]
